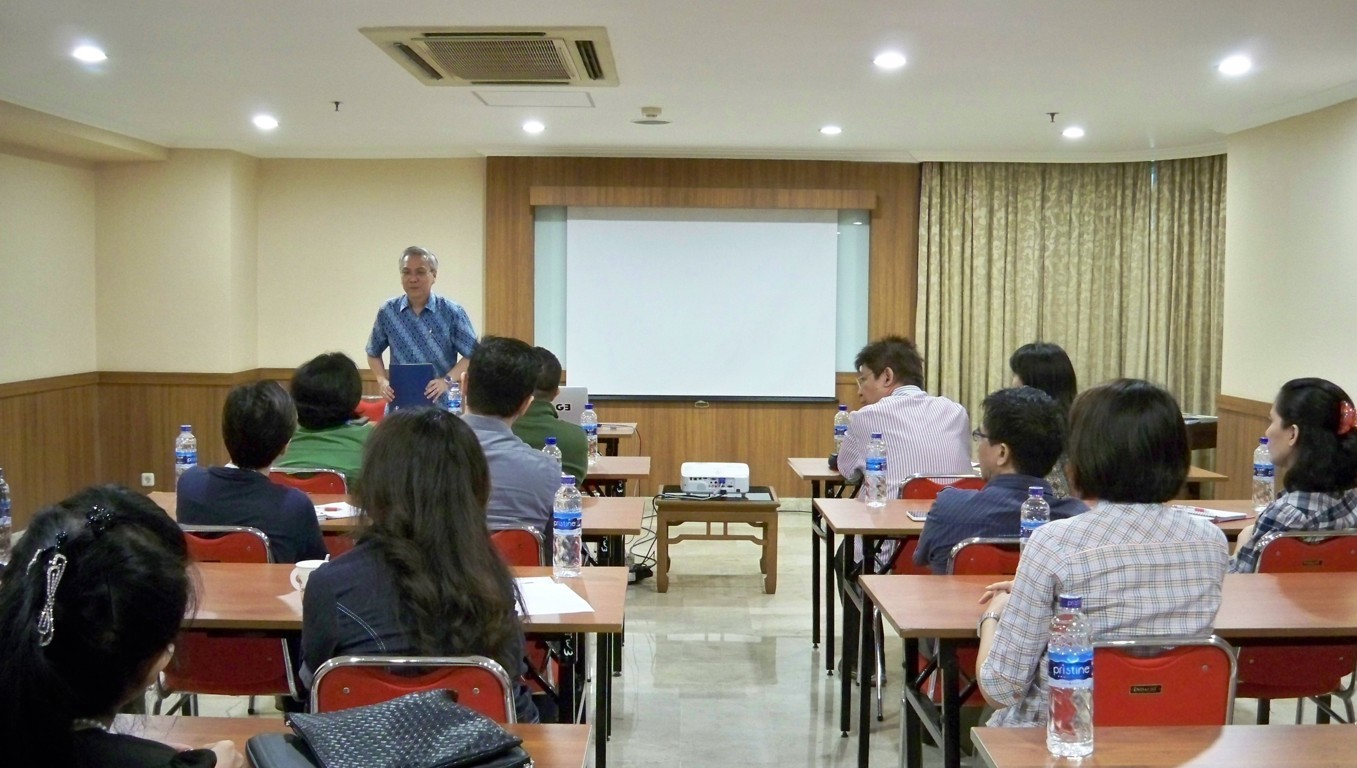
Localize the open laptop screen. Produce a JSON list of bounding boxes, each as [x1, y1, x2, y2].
[[552, 386, 588, 425]]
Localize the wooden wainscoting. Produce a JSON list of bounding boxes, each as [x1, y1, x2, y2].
[[0, 373, 101, 530], [1216, 393, 1271, 500]]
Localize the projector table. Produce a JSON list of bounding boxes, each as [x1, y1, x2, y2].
[[654, 485, 780, 593]]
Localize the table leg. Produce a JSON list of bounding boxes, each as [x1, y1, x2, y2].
[[812, 505, 822, 648], [764, 512, 778, 594], [826, 527, 836, 674], [840, 533, 856, 736], [609, 534, 624, 677], [940, 641, 961, 768], [901, 638, 921, 768], [596, 630, 609, 768], [656, 508, 669, 593], [857, 587, 875, 768]]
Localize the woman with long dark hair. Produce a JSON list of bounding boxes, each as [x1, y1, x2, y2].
[[300, 407, 537, 722], [1231, 377, 1357, 573], [0, 486, 241, 767], [1010, 342, 1078, 498]]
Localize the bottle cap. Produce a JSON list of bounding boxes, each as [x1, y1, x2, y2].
[[560, 476, 575, 485], [1028, 486, 1044, 496], [546, 437, 557, 445], [180, 425, 191, 431], [1259, 437, 1269, 444], [839, 404, 848, 411], [584, 403, 594, 410], [870, 432, 883, 439], [1057, 594, 1082, 609]]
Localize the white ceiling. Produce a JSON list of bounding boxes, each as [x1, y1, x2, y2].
[[2, 1, 1356, 162]]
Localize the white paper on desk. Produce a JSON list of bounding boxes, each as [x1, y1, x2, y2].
[[1171, 505, 1249, 522], [276, 589, 303, 614], [514, 576, 594, 615], [314, 502, 360, 519]]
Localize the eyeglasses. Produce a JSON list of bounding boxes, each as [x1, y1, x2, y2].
[[971, 428, 989, 442]]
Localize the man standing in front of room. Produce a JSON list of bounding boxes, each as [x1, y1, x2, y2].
[[834, 335, 973, 679], [366, 245, 479, 405]]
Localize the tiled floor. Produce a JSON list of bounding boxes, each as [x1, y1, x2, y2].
[[185, 500, 1320, 767]]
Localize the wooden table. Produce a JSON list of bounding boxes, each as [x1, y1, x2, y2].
[[115, 715, 591, 768], [582, 455, 651, 496], [789, 457, 861, 651], [972, 724, 1357, 767], [859, 572, 1357, 768], [788, 457, 859, 499], [186, 563, 627, 768], [1185, 465, 1229, 499], [653, 486, 781, 594], [597, 422, 637, 456]]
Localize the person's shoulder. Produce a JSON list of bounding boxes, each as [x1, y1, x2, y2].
[[926, 486, 985, 521], [1050, 495, 1089, 519]]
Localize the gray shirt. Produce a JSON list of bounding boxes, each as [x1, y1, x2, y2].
[[462, 414, 560, 541]]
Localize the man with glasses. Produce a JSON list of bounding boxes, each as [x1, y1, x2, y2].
[[914, 386, 1087, 574]]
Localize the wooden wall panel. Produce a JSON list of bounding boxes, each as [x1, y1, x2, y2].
[[0, 374, 100, 529], [485, 157, 919, 495], [1216, 394, 1271, 500]]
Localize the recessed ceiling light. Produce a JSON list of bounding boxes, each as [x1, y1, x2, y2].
[[72, 45, 107, 63], [252, 114, 279, 131], [873, 51, 907, 70], [1218, 54, 1252, 76], [820, 125, 843, 136], [1062, 126, 1085, 139], [522, 120, 545, 134]]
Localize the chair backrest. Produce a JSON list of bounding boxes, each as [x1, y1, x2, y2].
[[1257, 530, 1357, 573], [355, 395, 387, 424], [268, 467, 348, 494], [899, 474, 985, 500], [180, 525, 273, 564], [490, 526, 547, 567], [1093, 636, 1236, 726], [947, 537, 1022, 575], [310, 655, 516, 722]]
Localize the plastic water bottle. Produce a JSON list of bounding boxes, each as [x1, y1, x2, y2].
[[445, 381, 463, 416], [174, 425, 198, 481], [581, 403, 600, 466], [552, 476, 583, 578], [863, 432, 888, 508], [1252, 437, 1274, 512], [1020, 486, 1051, 550], [542, 436, 563, 472], [1047, 594, 1094, 758], [0, 468, 12, 567], [833, 404, 850, 454]]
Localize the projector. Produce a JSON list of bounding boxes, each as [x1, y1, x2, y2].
[[680, 462, 750, 495]]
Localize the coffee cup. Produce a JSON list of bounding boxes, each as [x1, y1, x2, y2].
[[290, 559, 326, 591]]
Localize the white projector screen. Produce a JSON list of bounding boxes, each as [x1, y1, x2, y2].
[[564, 207, 839, 399]]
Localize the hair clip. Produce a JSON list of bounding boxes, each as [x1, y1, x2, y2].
[[24, 531, 68, 575], [36, 552, 68, 647], [1339, 401, 1356, 436], [85, 505, 117, 535]]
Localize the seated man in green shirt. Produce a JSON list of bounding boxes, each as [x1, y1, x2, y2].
[[276, 351, 374, 482], [511, 347, 588, 484]]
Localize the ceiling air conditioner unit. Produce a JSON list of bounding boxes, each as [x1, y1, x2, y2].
[[361, 26, 619, 87]]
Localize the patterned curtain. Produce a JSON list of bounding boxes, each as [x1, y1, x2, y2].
[[916, 156, 1226, 418]]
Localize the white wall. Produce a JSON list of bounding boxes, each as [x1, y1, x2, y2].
[[255, 158, 486, 369], [0, 149, 98, 383], [1222, 98, 1357, 401]]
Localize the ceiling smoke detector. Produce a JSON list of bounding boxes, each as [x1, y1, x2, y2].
[[632, 106, 670, 125]]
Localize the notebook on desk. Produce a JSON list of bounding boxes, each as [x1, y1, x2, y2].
[[389, 363, 437, 411], [553, 386, 588, 424]]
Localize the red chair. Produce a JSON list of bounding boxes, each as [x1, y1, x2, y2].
[[490, 527, 556, 701], [309, 655, 516, 722], [268, 467, 348, 494], [947, 537, 1023, 576], [355, 395, 387, 424], [1094, 636, 1237, 726], [156, 525, 297, 715], [1235, 531, 1357, 724], [899, 474, 985, 500]]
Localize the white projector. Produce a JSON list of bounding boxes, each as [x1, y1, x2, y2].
[[680, 462, 751, 494]]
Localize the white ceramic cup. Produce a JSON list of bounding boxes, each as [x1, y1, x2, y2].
[[290, 559, 326, 591]]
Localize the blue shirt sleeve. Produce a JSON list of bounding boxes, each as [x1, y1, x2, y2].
[[366, 308, 389, 359], [451, 304, 478, 360]]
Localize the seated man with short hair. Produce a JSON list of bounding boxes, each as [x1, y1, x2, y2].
[[511, 346, 588, 484], [914, 386, 1088, 574], [461, 336, 560, 541], [177, 380, 328, 564], [276, 351, 374, 481]]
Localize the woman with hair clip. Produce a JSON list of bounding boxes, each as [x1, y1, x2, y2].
[[0, 485, 242, 767], [301, 407, 539, 723], [1231, 377, 1357, 573], [1009, 342, 1078, 499]]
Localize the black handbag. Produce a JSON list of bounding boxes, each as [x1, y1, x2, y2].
[[245, 690, 530, 768]]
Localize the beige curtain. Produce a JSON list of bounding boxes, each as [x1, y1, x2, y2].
[[916, 156, 1226, 418]]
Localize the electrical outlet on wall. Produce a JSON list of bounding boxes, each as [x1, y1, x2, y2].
[[140, 472, 155, 487]]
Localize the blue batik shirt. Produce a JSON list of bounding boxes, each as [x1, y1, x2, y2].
[[365, 293, 478, 376]]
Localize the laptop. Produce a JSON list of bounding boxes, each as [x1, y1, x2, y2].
[[552, 386, 588, 425]]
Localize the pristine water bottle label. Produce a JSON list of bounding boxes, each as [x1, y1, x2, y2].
[[865, 456, 886, 472], [553, 512, 582, 530], [1020, 519, 1042, 538], [834, 425, 848, 437], [583, 425, 597, 435], [1253, 462, 1273, 478], [1048, 651, 1093, 681]]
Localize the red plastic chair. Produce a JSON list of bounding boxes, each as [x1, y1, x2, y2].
[[1236, 531, 1357, 724], [355, 395, 387, 424], [268, 467, 348, 494], [1094, 636, 1237, 726], [310, 655, 516, 723], [489, 527, 556, 699], [156, 526, 297, 715], [899, 474, 985, 500], [947, 537, 1023, 576]]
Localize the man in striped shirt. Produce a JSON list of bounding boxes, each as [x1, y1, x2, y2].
[[835, 335, 972, 677]]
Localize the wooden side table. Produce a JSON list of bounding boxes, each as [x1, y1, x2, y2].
[[654, 486, 780, 594]]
